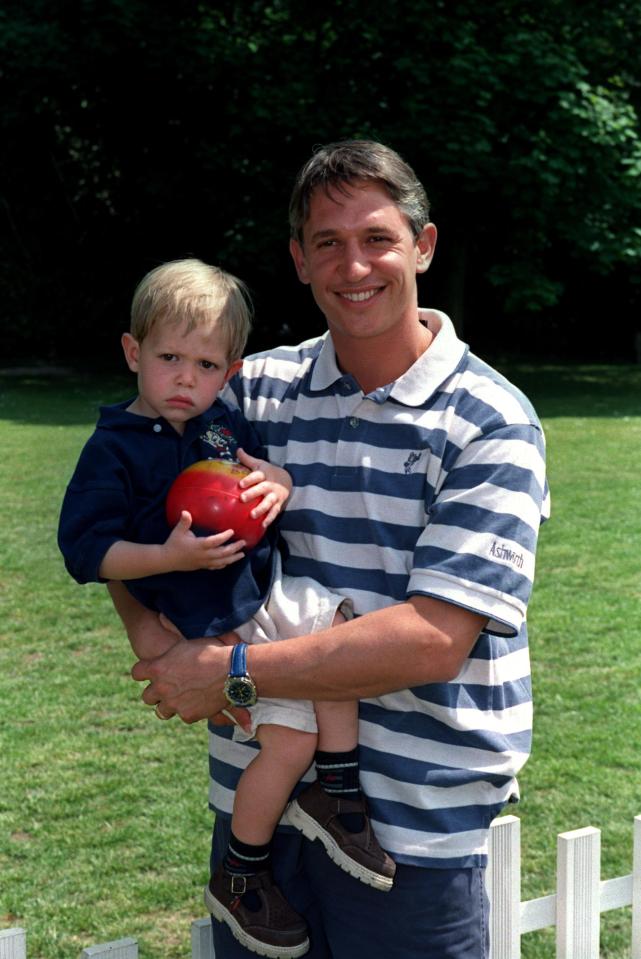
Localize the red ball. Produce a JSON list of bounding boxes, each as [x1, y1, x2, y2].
[[166, 459, 266, 550]]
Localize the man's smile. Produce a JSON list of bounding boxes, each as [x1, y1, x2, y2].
[[337, 287, 382, 303]]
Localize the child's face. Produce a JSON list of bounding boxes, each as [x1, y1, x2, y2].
[[121, 321, 241, 433]]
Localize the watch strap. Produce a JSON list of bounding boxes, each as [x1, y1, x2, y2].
[[230, 642, 249, 679]]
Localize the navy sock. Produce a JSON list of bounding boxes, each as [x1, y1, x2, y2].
[[315, 749, 365, 833], [223, 832, 271, 911], [315, 748, 361, 797]]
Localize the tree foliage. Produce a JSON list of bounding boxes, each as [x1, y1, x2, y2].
[[2, 0, 641, 362]]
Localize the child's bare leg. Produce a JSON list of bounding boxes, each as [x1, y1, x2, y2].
[[314, 699, 359, 753], [231, 724, 317, 845], [311, 607, 361, 794], [310, 605, 356, 747], [207, 723, 314, 954], [311, 699, 361, 805], [289, 692, 396, 891]]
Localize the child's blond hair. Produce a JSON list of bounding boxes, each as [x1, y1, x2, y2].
[[130, 259, 253, 361]]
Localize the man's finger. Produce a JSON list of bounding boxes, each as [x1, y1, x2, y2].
[[141, 682, 159, 706], [221, 708, 240, 726], [154, 704, 175, 721], [216, 630, 241, 647], [211, 706, 252, 732], [131, 659, 154, 681]]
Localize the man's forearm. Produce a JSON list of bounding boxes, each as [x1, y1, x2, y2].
[[132, 596, 487, 724], [247, 596, 486, 701]]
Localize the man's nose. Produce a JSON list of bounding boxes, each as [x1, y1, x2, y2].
[[339, 241, 371, 282]]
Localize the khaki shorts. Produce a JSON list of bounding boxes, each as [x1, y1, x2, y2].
[[232, 553, 351, 741]]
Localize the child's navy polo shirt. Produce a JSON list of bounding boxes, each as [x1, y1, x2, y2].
[[58, 398, 278, 638]]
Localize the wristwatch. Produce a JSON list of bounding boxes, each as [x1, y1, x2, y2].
[[223, 642, 258, 707]]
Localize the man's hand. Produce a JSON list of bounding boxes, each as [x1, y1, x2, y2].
[[236, 448, 292, 528], [131, 631, 250, 727]]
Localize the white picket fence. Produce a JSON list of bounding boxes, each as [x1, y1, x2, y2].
[[2, 814, 640, 959], [487, 815, 641, 958]]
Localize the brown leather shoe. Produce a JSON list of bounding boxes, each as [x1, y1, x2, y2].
[[205, 864, 309, 958], [287, 781, 396, 891]]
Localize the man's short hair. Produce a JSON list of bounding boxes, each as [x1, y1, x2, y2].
[[130, 259, 253, 361], [289, 139, 430, 245]]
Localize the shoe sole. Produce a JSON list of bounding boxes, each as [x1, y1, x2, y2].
[[204, 885, 310, 959], [287, 800, 394, 892]]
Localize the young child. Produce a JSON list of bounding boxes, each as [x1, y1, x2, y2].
[[58, 259, 395, 959]]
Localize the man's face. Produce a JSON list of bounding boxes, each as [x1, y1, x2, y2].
[[290, 180, 436, 346]]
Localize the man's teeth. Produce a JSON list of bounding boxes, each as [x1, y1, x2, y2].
[[341, 289, 378, 302]]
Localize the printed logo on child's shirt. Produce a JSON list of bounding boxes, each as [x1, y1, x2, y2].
[[201, 424, 237, 460]]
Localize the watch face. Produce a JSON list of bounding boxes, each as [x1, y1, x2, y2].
[[224, 676, 257, 707]]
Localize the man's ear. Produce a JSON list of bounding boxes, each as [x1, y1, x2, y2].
[[121, 333, 141, 373], [223, 359, 243, 384], [289, 238, 311, 284], [416, 223, 438, 274]]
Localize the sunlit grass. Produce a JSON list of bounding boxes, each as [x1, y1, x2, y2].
[[1, 365, 640, 957], [495, 364, 641, 958], [0, 372, 212, 959]]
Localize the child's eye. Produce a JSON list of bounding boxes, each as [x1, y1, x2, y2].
[[200, 360, 217, 370], [160, 353, 177, 362]]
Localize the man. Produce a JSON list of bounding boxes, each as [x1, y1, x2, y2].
[[114, 140, 549, 957]]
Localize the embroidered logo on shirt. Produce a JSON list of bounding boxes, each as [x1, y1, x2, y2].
[[200, 424, 236, 460], [489, 541, 524, 570], [403, 451, 422, 474]]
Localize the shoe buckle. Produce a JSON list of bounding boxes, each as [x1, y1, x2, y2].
[[230, 874, 247, 895]]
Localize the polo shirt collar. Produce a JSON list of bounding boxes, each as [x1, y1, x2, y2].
[[309, 333, 345, 392], [309, 309, 467, 406], [97, 399, 229, 436]]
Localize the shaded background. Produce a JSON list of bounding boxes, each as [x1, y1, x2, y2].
[[3, 0, 641, 368]]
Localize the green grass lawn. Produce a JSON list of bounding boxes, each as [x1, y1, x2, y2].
[[499, 364, 641, 957], [1, 365, 640, 958]]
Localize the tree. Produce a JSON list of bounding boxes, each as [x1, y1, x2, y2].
[[2, 0, 640, 362]]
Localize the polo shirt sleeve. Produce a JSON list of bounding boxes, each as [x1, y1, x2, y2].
[[58, 436, 134, 585], [408, 420, 548, 636]]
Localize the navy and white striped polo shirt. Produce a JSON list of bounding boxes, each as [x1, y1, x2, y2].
[[210, 309, 549, 869]]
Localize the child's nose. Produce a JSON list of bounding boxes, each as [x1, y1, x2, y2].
[[177, 362, 196, 385]]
